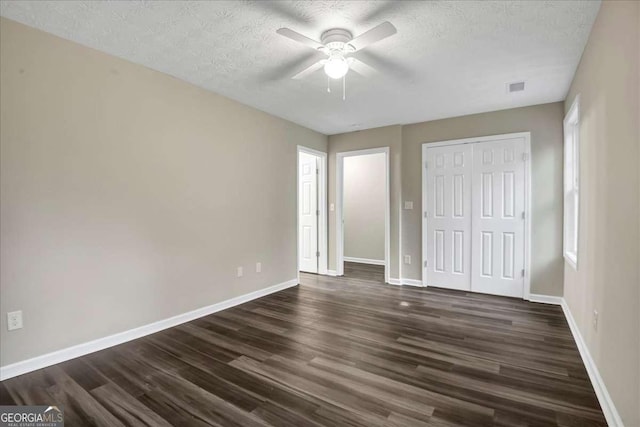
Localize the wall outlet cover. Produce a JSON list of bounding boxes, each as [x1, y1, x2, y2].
[[7, 310, 23, 331], [256, 262, 262, 273], [237, 267, 243, 277]]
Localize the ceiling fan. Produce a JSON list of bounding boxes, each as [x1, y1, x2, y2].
[[276, 22, 397, 99]]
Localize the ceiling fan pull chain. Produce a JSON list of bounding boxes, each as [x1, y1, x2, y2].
[[327, 75, 331, 93], [342, 74, 346, 101]]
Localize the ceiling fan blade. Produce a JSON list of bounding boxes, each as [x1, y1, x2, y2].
[[360, 1, 415, 24], [260, 52, 324, 82], [250, 1, 314, 26], [353, 50, 414, 81], [291, 60, 325, 80], [348, 58, 377, 77], [349, 21, 397, 51], [276, 28, 324, 51]]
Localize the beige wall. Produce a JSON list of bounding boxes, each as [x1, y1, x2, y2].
[[329, 103, 564, 294], [0, 18, 327, 367], [343, 153, 386, 261], [563, 1, 640, 425], [328, 126, 402, 278]]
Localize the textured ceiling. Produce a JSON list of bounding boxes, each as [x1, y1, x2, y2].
[[0, 0, 600, 135]]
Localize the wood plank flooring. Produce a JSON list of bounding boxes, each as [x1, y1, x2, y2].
[[0, 263, 606, 426]]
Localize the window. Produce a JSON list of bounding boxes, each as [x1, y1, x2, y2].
[[563, 95, 580, 269]]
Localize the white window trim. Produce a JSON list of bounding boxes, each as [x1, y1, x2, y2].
[[563, 95, 580, 270]]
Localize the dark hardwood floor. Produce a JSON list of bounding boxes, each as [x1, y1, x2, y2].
[[0, 263, 606, 426], [344, 260, 385, 282]]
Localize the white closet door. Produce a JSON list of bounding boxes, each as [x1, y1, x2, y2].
[[471, 138, 526, 297], [425, 144, 472, 290]]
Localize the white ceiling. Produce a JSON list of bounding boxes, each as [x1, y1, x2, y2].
[[0, 0, 600, 135]]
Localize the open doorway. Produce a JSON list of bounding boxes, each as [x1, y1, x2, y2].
[[336, 147, 390, 283], [297, 146, 327, 278]]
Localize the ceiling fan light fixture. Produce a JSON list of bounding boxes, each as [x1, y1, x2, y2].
[[324, 55, 349, 79]]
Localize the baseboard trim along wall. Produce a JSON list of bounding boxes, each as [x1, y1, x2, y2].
[[326, 270, 338, 276], [527, 294, 563, 305], [526, 293, 624, 426], [509, 293, 622, 425], [388, 278, 425, 287], [401, 278, 424, 287], [343, 257, 385, 266], [559, 299, 624, 427], [0, 278, 298, 381]]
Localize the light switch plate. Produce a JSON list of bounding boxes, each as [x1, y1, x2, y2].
[[404, 201, 413, 210], [256, 262, 262, 273], [404, 255, 411, 265], [237, 267, 243, 277]]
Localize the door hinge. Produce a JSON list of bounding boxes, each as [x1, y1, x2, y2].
[[521, 211, 525, 220], [424, 211, 428, 218], [521, 269, 525, 277], [316, 168, 319, 174], [316, 210, 320, 216], [316, 251, 320, 258], [424, 260, 428, 268], [424, 161, 428, 169], [522, 153, 529, 161]]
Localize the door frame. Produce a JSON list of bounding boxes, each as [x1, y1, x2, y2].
[[336, 147, 390, 284], [297, 146, 328, 280], [421, 132, 532, 299]]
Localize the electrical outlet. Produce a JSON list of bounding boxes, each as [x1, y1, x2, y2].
[[256, 262, 262, 273], [404, 255, 411, 265], [593, 310, 598, 331], [237, 267, 243, 278], [7, 310, 23, 331]]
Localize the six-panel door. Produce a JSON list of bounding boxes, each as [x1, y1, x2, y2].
[[425, 144, 472, 290], [424, 137, 526, 298], [471, 138, 526, 297]]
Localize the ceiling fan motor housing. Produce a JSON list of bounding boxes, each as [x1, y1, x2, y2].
[[320, 28, 355, 53]]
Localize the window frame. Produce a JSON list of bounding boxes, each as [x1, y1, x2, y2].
[[563, 95, 580, 270]]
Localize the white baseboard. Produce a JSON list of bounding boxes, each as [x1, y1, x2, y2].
[[527, 293, 563, 305], [343, 257, 385, 266], [388, 278, 424, 287], [326, 270, 338, 276], [525, 292, 623, 425], [401, 278, 424, 287], [0, 278, 298, 381], [560, 299, 623, 427]]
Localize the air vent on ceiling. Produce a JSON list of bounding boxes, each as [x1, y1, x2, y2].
[[508, 81, 526, 93]]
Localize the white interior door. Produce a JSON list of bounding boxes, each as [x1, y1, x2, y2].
[[425, 144, 472, 290], [299, 151, 318, 273], [471, 138, 526, 297]]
